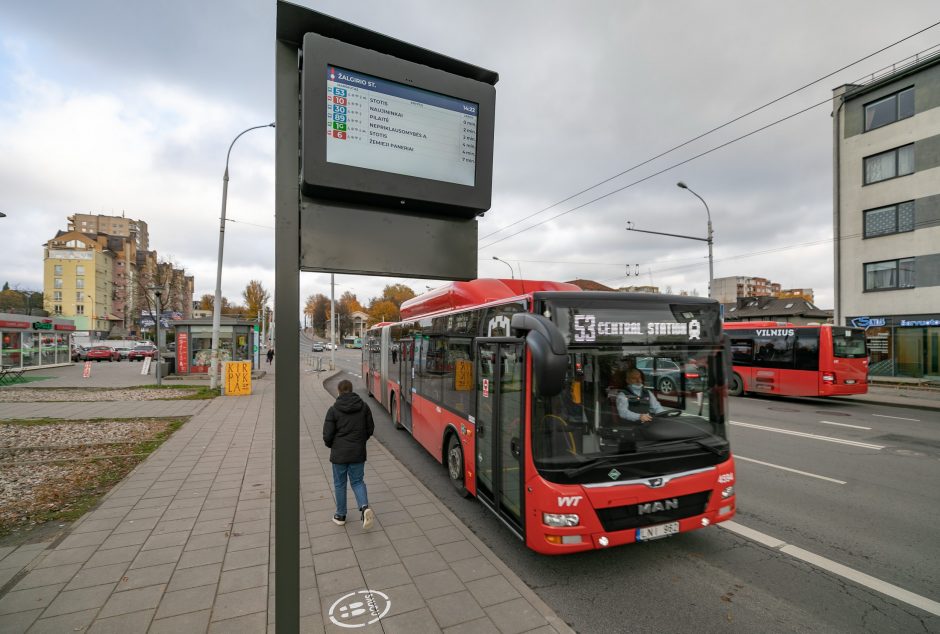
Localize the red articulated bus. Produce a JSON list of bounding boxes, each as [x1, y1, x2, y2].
[[362, 279, 735, 554], [724, 322, 869, 397]]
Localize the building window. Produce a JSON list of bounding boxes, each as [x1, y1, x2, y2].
[[76, 265, 85, 275], [76, 305, 84, 315], [864, 144, 914, 184], [53, 291, 62, 301], [864, 87, 914, 131], [864, 201, 915, 238], [53, 304, 62, 314], [54, 278, 63, 289], [54, 264, 63, 275], [864, 258, 915, 291], [76, 291, 84, 302], [76, 278, 84, 289]]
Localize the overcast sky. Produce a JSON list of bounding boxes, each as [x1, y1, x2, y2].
[[2, 1, 939, 317]]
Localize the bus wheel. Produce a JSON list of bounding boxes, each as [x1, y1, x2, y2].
[[391, 396, 404, 430], [446, 433, 469, 498], [729, 373, 744, 397]]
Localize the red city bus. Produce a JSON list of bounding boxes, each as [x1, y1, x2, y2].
[[362, 279, 735, 554], [724, 322, 868, 397]]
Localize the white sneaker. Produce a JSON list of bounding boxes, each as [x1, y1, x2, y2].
[[362, 507, 374, 530]]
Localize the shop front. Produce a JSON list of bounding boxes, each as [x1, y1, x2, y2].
[[849, 314, 940, 380], [0, 313, 76, 370], [170, 318, 255, 375]]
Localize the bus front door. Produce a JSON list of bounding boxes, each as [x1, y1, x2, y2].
[[475, 340, 525, 536], [399, 339, 414, 433]]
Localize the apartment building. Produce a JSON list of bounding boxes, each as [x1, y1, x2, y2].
[[43, 231, 115, 333], [68, 213, 149, 251], [833, 51, 940, 379], [710, 276, 783, 304]]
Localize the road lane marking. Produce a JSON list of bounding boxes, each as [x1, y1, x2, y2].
[[730, 421, 884, 450], [720, 521, 940, 616], [872, 413, 921, 422], [735, 455, 846, 484], [818, 420, 871, 430]]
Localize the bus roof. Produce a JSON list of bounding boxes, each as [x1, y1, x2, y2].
[[399, 278, 581, 320]]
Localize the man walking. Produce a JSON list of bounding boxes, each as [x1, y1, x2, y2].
[[266, 347, 274, 365], [323, 380, 375, 529]]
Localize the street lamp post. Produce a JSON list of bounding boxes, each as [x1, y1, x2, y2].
[[676, 182, 714, 298], [492, 256, 515, 279], [210, 123, 275, 391], [149, 287, 163, 387]]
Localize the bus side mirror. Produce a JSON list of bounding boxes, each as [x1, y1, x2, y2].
[[511, 313, 567, 397]]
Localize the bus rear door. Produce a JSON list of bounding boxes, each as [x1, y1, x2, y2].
[[474, 339, 526, 536]]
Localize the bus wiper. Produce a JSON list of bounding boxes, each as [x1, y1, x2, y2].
[[650, 437, 728, 456], [561, 453, 638, 478]]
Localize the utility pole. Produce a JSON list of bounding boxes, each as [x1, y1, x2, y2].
[[153, 289, 163, 387]]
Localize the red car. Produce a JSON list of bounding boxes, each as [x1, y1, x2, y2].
[[86, 346, 120, 362], [127, 345, 158, 361]]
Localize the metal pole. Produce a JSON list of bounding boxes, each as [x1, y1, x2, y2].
[[209, 123, 274, 392], [154, 292, 162, 386], [330, 273, 336, 370], [676, 182, 714, 298], [274, 37, 299, 632], [492, 256, 514, 279]]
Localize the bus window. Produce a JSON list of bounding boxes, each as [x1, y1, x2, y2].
[[794, 330, 820, 371]]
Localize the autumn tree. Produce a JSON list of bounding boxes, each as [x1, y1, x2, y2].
[[365, 283, 415, 325], [335, 291, 363, 338], [242, 280, 271, 319], [304, 293, 330, 337]]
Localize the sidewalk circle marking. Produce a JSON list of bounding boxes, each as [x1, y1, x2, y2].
[[328, 589, 391, 628]]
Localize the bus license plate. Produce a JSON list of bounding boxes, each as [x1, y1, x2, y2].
[[636, 521, 679, 541], [845, 379, 856, 384]]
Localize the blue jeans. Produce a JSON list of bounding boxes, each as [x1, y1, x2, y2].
[[332, 462, 368, 516]]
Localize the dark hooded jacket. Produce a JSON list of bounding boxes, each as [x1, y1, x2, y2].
[[323, 392, 375, 464]]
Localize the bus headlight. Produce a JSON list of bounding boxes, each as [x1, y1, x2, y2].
[[721, 486, 735, 499], [543, 512, 580, 527]]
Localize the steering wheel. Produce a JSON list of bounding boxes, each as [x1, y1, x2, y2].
[[656, 409, 682, 418]]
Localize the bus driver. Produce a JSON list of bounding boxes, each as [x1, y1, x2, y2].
[[615, 369, 666, 424]]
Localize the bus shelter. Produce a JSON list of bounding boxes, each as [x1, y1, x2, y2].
[[0, 313, 76, 370], [169, 318, 256, 375]]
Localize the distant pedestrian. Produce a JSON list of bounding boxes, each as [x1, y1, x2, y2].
[[266, 348, 274, 365], [323, 380, 375, 529]]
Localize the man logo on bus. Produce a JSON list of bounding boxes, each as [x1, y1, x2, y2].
[[688, 319, 701, 340]]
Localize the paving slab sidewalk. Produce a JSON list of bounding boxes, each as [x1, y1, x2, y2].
[[0, 366, 573, 633]]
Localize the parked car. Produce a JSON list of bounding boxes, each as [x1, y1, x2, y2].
[[71, 345, 89, 362], [127, 344, 158, 361], [111, 345, 133, 360], [311, 342, 324, 352], [86, 345, 120, 362], [635, 357, 703, 395]]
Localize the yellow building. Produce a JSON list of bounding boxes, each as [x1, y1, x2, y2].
[[43, 231, 115, 333]]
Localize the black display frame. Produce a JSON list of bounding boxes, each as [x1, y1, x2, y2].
[[301, 33, 496, 218]]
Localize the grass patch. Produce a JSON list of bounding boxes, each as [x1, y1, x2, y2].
[[138, 385, 218, 399], [0, 416, 188, 536], [0, 375, 53, 386]]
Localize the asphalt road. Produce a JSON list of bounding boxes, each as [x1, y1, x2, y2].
[[324, 347, 940, 633]]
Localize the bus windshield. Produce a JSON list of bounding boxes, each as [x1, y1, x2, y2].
[[532, 346, 728, 484], [832, 328, 867, 358]]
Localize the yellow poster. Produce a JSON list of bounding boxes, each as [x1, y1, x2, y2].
[[454, 359, 473, 391], [225, 361, 252, 396]]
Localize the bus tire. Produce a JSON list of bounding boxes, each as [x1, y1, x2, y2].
[[729, 373, 744, 397], [391, 395, 404, 430], [446, 432, 470, 498]]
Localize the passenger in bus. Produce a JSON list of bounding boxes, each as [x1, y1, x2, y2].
[[614, 369, 666, 423]]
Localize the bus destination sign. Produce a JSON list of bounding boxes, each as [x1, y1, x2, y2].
[[326, 66, 478, 186]]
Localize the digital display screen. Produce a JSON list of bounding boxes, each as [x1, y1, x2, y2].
[[325, 66, 478, 186]]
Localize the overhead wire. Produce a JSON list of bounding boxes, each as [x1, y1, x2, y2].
[[478, 24, 940, 249]]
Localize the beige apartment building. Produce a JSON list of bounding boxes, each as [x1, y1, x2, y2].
[[43, 231, 115, 333], [833, 51, 940, 379]]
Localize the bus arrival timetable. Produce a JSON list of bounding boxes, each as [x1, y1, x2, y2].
[[326, 66, 478, 187]]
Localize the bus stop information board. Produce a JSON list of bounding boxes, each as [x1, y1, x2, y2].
[[327, 66, 478, 186]]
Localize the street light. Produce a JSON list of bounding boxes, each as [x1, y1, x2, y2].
[[210, 122, 275, 391], [492, 256, 515, 279], [676, 181, 714, 298], [149, 287, 163, 387]]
